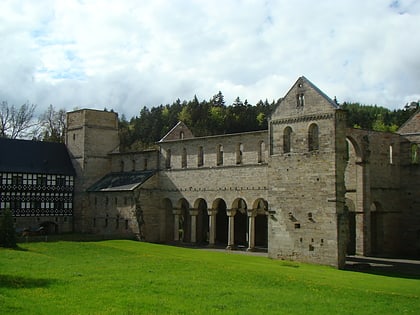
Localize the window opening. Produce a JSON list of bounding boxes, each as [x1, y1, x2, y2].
[[166, 149, 172, 169], [198, 146, 204, 167], [308, 123, 319, 151], [258, 141, 265, 163], [297, 93, 305, 107], [217, 144, 224, 166], [236, 143, 243, 164], [411, 143, 419, 164], [283, 127, 292, 153], [182, 148, 187, 168], [389, 144, 393, 164]]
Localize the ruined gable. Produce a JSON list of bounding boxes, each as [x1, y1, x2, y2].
[[398, 108, 420, 134], [159, 121, 194, 142], [271, 76, 338, 120]]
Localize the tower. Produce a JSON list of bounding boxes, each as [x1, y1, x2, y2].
[[66, 109, 120, 232]]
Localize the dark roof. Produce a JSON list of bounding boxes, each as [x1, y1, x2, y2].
[[0, 137, 75, 176], [87, 170, 155, 192]]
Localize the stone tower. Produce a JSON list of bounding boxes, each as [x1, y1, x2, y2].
[[66, 109, 120, 232], [267, 77, 348, 268]]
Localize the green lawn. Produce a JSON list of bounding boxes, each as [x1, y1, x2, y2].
[[1, 240, 419, 314]]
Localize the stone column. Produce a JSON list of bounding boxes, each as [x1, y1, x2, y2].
[[207, 209, 217, 246], [172, 208, 182, 241], [226, 209, 236, 250], [189, 208, 199, 243], [247, 209, 257, 251]]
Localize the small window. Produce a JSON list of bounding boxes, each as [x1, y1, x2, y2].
[[180, 131, 184, 139], [182, 148, 187, 168], [198, 146, 204, 167], [308, 124, 319, 151], [283, 127, 292, 153], [411, 143, 419, 164], [236, 143, 243, 164], [166, 149, 172, 169], [389, 144, 394, 164], [258, 141, 265, 163], [297, 93, 305, 107], [217, 145, 224, 166], [143, 158, 148, 170], [120, 160, 124, 172], [132, 159, 136, 171]]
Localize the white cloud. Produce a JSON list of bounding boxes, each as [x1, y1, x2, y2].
[[0, 0, 419, 118]]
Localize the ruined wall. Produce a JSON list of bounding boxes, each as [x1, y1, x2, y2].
[[346, 128, 403, 257], [267, 77, 347, 268], [158, 131, 269, 207], [398, 109, 420, 257]]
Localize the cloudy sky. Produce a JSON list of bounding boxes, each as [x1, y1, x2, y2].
[[1, 0, 420, 118]]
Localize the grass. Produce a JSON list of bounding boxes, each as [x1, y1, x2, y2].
[[0, 240, 419, 314]]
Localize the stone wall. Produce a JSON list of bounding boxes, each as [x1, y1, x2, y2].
[[267, 77, 347, 268]]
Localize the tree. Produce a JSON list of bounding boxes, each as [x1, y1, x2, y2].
[[38, 104, 66, 142], [0, 101, 37, 139], [0, 208, 17, 248]]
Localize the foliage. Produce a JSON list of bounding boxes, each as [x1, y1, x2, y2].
[[0, 101, 37, 139], [341, 102, 418, 132], [36, 104, 67, 142], [0, 240, 419, 314], [118, 93, 278, 151], [0, 208, 17, 248]]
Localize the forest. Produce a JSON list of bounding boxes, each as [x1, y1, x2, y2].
[[1, 93, 418, 148], [117, 91, 419, 151]]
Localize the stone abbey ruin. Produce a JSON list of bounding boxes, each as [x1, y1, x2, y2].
[[2, 77, 419, 268]]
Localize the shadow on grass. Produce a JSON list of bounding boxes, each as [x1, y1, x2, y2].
[[345, 256, 420, 280], [0, 274, 59, 289]]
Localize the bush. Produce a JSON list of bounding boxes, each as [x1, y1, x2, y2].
[[0, 208, 17, 248]]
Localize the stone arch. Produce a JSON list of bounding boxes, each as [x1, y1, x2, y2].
[[214, 198, 228, 245], [177, 198, 190, 242], [162, 198, 174, 242], [252, 198, 268, 248], [345, 133, 369, 256], [232, 198, 248, 247], [194, 198, 209, 244]]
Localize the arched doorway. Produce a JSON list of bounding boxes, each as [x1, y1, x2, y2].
[[254, 199, 268, 248], [345, 135, 368, 256], [195, 198, 209, 244], [215, 199, 228, 245], [370, 202, 384, 256], [232, 198, 248, 248], [178, 198, 190, 243]]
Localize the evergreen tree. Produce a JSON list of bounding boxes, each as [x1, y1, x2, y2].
[[0, 208, 17, 248]]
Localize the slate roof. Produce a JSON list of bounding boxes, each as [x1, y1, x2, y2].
[[87, 170, 155, 192], [0, 137, 75, 176]]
